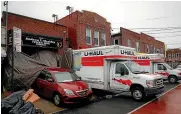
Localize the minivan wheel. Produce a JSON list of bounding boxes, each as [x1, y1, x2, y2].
[[168, 76, 178, 84], [131, 87, 145, 101], [53, 94, 62, 106]]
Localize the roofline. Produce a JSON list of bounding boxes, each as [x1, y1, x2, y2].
[[111, 32, 121, 37], [120, 27, 140, 36], [2, 11, 67, 28]]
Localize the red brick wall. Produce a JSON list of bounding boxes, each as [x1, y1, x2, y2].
[[2, 12, 68, 55], [121, 28, 140, 48], [57, 10, 111, 49], [111, 27, 165, 54]]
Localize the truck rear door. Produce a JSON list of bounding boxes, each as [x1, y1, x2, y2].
[[110, 63, 131, 91]]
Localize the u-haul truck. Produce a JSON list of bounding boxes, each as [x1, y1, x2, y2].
[[73, 45, 164, 101], [136, 53, 181, 84]]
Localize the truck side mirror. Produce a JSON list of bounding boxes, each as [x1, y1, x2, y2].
[[78, 76, 82, 80]]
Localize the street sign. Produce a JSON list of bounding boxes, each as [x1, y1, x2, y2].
[[13, 27, 22, 52]]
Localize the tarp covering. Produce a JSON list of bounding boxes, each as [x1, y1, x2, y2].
[[3, 48, 73, 91]]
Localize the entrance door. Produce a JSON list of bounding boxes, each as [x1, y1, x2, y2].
[[110, 63, 131, 91]]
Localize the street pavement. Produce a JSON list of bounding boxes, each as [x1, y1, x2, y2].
[[55, 81, 180, 114]]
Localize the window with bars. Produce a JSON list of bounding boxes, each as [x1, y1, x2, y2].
[[101, 32, 106, 46], [94, 31, 99, 46], [127, 39, 131, 47], [86, 28, 91, 45], [114, 39, 119, 45], [136, 42, 140, 52]]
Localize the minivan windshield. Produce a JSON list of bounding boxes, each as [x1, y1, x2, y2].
[[125, 61, 148, 74], [55, 72, 80, 82]]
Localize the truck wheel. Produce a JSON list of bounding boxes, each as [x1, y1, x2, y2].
[[131, 87, 145, 101], [53, 93, 62, 106], [168, 75, 178, 84]]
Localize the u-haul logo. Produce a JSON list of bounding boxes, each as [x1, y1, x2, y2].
[[84, 51, 104, 56], [120, 50, 135, 55], [137, 56, 150, 59]]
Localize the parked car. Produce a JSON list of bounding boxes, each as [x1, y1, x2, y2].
[[32, 68, 93, 106], [176, 65, 181, 71]]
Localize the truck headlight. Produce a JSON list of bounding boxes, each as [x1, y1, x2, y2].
[[146, 80, 155, 88], [64, 89, 75, 96]]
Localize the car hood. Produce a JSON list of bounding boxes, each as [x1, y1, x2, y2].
[[58, 81, 89, 91], [135, 73, 162, 80]]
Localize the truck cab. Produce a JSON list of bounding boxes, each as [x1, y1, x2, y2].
[[152, 62, 181, 83], [136, 54, 181, 84]]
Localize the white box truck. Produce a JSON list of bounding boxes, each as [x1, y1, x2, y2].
[[73, 45, 164, 101], [135, 54, 181, 84]]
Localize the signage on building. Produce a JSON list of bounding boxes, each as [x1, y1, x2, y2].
[[13, 27, 22, 52], [22, 33, 63, 49]]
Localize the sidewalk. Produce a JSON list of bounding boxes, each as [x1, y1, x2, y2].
[[131, 84, 181, 114]]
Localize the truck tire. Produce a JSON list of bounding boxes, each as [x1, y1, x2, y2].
[[131, 87, 145, 101], [168, 75, 178, 84], [53, 93, 62, 106]]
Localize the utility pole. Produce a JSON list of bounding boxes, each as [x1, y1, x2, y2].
[[4, 1, 8, 51]]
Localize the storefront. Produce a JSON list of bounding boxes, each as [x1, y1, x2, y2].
[[8, 30, 63, 55]]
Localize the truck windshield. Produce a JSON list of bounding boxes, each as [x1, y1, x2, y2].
[[125, 62, 148, 74], [55, 72, 81, 82], [164, 63, 173, 70]]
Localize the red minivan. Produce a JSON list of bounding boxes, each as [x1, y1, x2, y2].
[[32, 67, 93, 106]]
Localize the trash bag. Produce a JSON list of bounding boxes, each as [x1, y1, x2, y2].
[[9, 102, 36, 114], [1, 91, 25, 114], [1, 90, 43, 114]]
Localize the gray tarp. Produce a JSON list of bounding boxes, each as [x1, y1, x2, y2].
[[3, 48, 73, 91]]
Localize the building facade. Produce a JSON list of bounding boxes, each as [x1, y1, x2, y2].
[[57, 10, 111, 49], [165, 48, 181, 68], [111, 27, 165, 54], [1, 11, 68, 55]]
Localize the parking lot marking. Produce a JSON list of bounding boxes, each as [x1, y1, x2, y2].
[[127, 84, 181, 114]]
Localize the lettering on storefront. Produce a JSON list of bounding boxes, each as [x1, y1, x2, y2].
[[22, 33, 63, 48]]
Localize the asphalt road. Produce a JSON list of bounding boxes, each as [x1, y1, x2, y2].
[[55, 81, 180, 114]]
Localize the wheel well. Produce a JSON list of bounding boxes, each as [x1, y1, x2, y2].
[[52, 91, 61, 98], [168, 75, 178, 80], [130, 84, 144, 91]]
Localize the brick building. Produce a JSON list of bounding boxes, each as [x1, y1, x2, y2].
[[1, 11, 68, 55], [111, 27, 165, 54], [57, 10, 111, 49], [165, 48, 181, 68]]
